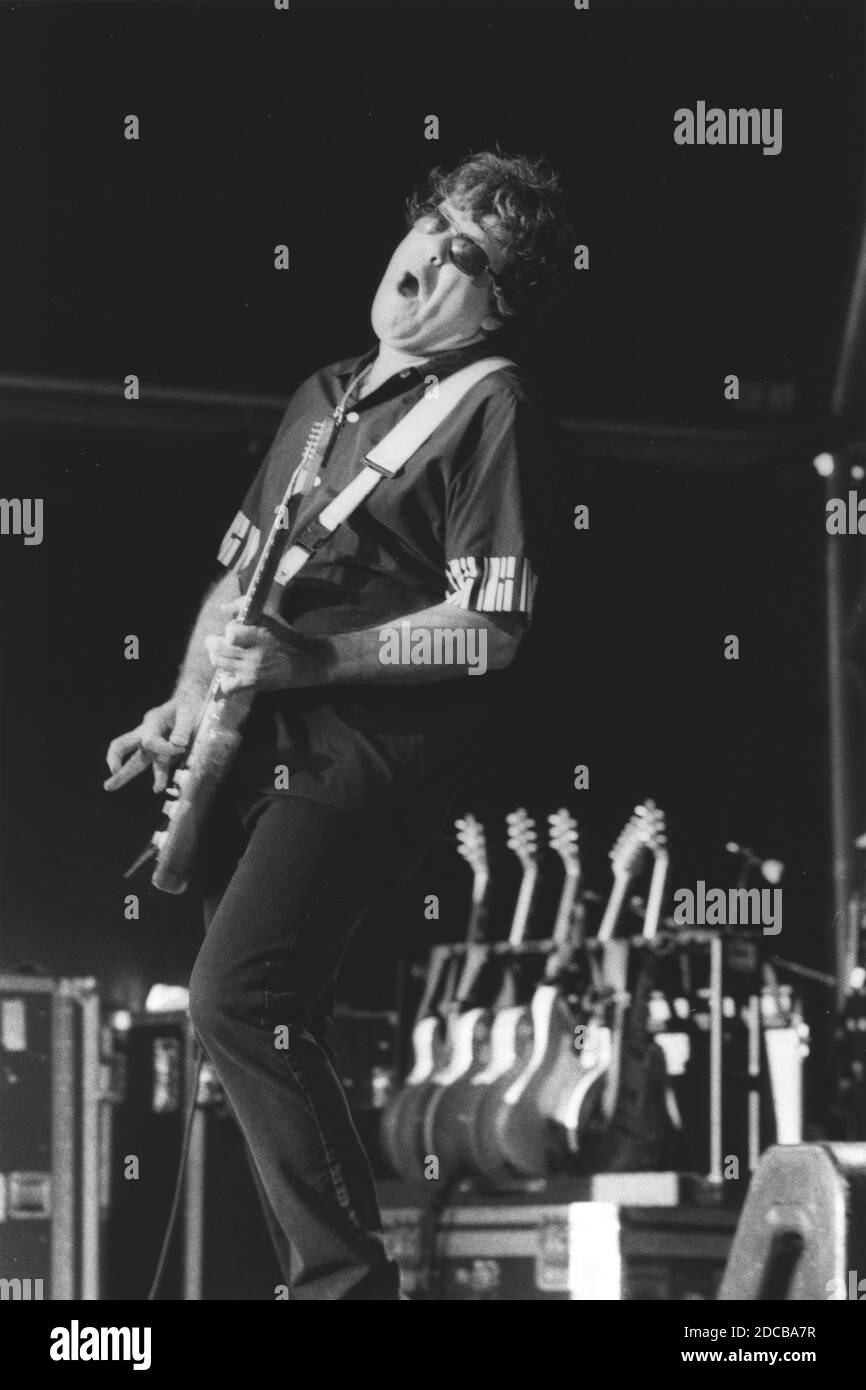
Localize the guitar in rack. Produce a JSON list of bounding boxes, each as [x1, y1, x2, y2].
[[587, 802, 682, 1172], [421, 817, 497, 1181], [548, 806, 650, 1160], [379, 943, 457, 1179], [379, 814, 491, 1179], [485, 809, 586, 1179], [464, 810, 546, 1185]]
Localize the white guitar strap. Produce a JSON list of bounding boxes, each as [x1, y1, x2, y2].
[[273, 355, 514, 587]]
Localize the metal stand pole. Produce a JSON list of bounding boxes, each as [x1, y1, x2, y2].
[[746, 993, 761, 1172], [823, 454, 855, 1013], [709, 935, 723, 1183]]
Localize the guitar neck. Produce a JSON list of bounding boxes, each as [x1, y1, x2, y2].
[[617, 846, 670, 1036], [241, 419, 331, 624], [190, 428, 333, 728], [597, 872, 633, 943], [454, 943, 492, 1008], [453, 872, 494, 1004], [466, 870, 491, 944], [642, 850, 670, 941], [413, 945, 452, 1023], [544, 866, 582, 978], [508, 862, 540, 949], [436, 952, 464, 1015]]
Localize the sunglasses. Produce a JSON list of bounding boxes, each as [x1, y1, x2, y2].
[[411, 203, 500, 281]]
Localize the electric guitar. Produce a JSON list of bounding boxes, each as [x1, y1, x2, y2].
[[548, 804, 654, 1157], [126, 422, 332, 894], [419, 817, 498, 1180], [488, 808, 586, 1178], [462, 810, 546, 1185], [576, 802, 679, 1172], [426, 810, 542, 1183], [379, 814, 491, 1179]]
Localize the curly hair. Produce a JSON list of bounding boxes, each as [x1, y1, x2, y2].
[[405, 151, 573, 345]]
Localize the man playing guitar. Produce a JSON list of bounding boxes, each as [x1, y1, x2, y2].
[[104, 152, 571, 1300]]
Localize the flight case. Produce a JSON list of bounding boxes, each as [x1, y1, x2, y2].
[[0, 974, 107, 1300]]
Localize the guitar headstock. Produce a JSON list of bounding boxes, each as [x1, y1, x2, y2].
[[599, 803, 668, 945], [547, 808, 584, 961], [636, 800, 670, 940], [506, 808, 539, 874], [548, 808, 580, 874], [634, 800, 668, 860], [609, 808, 650, 881], [455, 814, 489, 881]]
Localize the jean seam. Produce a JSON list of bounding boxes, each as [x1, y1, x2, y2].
[[261, 860, 367, 1222], [283, 1043, 355, 1214], [262, 964, 270, 1031]]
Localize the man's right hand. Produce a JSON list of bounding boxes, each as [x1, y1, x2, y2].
[[104, 696, 201, 794]]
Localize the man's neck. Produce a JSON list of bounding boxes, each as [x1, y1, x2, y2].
[[359, 344, 425, 396], [359, 336, 485, 398]]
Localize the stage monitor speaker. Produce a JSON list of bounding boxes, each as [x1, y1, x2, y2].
[[718, 1142, 866, 1301]]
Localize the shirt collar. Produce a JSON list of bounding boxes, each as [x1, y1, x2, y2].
[[334, 334, 509, 391]]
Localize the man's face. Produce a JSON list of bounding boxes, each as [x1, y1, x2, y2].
[[370, 197, 509, 356]]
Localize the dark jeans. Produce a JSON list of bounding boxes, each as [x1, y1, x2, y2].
[[188, 788, 430, 1301]]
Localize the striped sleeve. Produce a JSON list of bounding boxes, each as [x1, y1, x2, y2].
[[442, 383, 558, 618], [444, 555, 538, 613], [215, 398, 299, 584], [218, 509, 262, 572]]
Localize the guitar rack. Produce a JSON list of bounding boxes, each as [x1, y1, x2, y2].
[[411, 924, 808, 1186]]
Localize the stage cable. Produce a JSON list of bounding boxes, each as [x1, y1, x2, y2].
[[146, 1044, 204, 1301]]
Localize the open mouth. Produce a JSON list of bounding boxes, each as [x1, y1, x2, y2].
[[397, 270, 419, 298]]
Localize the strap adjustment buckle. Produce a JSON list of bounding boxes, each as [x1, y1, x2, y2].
[[293, 518, 333, 554], [362, 454, 398, 478]]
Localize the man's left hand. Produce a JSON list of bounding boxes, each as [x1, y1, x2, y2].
[[205, 613, 329, 693]]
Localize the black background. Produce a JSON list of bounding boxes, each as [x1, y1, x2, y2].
[[0, 1, 863, 1091]]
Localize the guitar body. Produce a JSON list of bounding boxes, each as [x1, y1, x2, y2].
[[382, 819, 495, 1180], [467, 1005, 536, 1184], [380, 1016, 443, 1178], [151, 689, 254, 895], [579, 944, 682, 1175], [584, 1037, 680, 1173], [422, 1008, 492, 1179], [386, 1078, 444, 1179], [549, 1018, 612, 1157], [493, 985, 589, 1177]]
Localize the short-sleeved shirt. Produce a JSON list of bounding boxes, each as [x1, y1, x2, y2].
[[216, 337, 563, 823]]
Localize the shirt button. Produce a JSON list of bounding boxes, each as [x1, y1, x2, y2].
[[313, 477, 322, 487], [345, 410, 360, 423]]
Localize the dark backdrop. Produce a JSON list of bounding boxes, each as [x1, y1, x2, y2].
[[0, 2, 862, 1053]]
